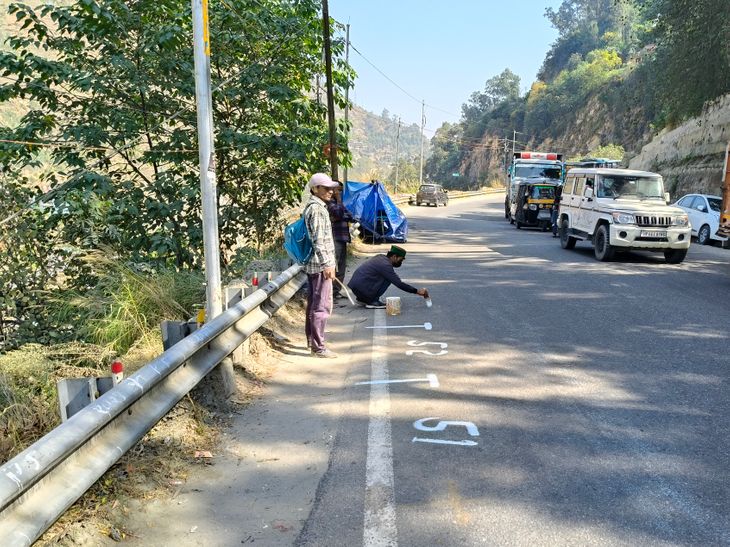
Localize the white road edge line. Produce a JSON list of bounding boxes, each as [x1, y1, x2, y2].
[[363, 310, 398, 547]]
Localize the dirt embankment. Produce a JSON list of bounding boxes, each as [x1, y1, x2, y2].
[[629, 93, 730, 196]]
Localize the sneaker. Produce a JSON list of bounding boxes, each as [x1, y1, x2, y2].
[[365, 300, 386, 309], [314, 348, 338, 358]]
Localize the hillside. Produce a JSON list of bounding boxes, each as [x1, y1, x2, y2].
[[345, 105, 428, 183], [426, 0, 730, 194]]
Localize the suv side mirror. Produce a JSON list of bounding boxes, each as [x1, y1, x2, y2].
[[697, 204, 707, 212], [664, 192, 670, 203], [584, 187, 594, 200]]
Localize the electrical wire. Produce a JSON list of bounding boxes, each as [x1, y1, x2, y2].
[[348, 42, 458, 119]]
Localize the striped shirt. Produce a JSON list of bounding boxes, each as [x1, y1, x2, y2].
[[327, 200, 353, 242], [304, 194, 336, 274]]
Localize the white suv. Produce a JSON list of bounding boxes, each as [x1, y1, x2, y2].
[[558, 168, 691, 263]]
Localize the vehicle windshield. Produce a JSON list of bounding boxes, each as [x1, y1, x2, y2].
[[708, 197, 721, 212], [529, 185, 555, 199], [597, 175, 664, 199], [419, 185, 436, 192], [514, 165, 562, 180]]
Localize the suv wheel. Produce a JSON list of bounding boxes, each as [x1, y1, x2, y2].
[[664, 248, 687, 264], [559, 220, 576, 249], [593, 224, 614, 261]]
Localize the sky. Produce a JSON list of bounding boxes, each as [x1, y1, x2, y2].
[[329, 0, 564, 135]]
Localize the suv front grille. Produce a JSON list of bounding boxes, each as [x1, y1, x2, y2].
[[635, 215, 672, 227]]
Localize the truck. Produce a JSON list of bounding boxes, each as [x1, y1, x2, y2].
[[505, 152, 563, 223], [716, 142, 730, 240]]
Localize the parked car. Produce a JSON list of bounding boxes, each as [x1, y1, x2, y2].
[[415, 184, 448, 207], [673, 193, 726, 245]]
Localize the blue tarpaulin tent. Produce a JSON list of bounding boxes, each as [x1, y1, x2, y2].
[[343, 181, 408, 243]]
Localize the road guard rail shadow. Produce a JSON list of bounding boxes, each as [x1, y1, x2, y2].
[[0, 264, 306, 546]]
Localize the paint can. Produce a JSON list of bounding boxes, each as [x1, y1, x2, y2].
[[386, 296, 401, 316]]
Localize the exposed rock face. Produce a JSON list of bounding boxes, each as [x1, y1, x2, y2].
[[629, 94, 730, 197]]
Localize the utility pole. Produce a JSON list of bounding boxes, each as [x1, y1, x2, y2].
[[342, 23, 350, 184], [322, 0, 338, 180], [512, 129, 517, 157], [419, 99, 425, 184], [192, 0, 234, 396], [394, 117, 401, 195]]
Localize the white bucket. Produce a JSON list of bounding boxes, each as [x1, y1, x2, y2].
[[385, 296, 401, 316]]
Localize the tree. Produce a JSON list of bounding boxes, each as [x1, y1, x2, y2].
[[648, 0, 730, 124], [0, 0, 349, 348]]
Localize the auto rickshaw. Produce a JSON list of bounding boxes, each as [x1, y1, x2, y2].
[[510, 181, 559, 231]]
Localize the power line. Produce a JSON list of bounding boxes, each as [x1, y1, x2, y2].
[[348, 42, 458, 120]]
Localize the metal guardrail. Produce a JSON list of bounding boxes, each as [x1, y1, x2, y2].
[[0, 264, 306, 546]]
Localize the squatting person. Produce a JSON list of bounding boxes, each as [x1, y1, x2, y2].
[[347, 245, 429, 308]]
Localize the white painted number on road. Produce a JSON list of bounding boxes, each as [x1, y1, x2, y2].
[[413, 417, 479, 437], [412, 417, 480, 449], [405, 340, 448, 356]]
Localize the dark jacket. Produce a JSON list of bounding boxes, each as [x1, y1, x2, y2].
[[347, 254, 417, 302]]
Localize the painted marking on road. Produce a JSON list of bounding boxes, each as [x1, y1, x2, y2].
[[407, 340, 448, 349], [356, 373, 439, 388], [366, 321, 432, 330], [405, 340, 448, 356], [412, 437, 478, 447], [414, 417, 480, 437], [363, 310, 398, 547]]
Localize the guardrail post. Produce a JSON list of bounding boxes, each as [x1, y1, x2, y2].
[[225, 284, 249, 369]]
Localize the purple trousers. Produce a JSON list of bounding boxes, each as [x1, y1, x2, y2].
[[306, 273, 333, 353]]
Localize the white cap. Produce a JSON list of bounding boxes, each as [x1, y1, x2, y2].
[[308, 172, 339, 191]]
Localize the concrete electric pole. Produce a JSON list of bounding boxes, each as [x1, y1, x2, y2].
[[394, 117, 401, 195], [192, 0, 234, 395], [419, 100, 425, 184]]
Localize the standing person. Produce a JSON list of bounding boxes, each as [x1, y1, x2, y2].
[[327, 182, 353, 299], [347, 245, 429, 308], [303, 173, 339, 358], [551, 184, 563, 237]]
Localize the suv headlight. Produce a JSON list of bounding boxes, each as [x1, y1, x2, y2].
[[612, 212, 635, 224], [672, 214, 689, 226]]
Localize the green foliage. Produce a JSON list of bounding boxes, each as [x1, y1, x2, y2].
[[647, 0, 730, 125], [51, 254, 205, 354], [461, 69, 521, 142], [425, 122, 466, 186], [0, 342, 111, 463], [0, 0, 350, 349], [567, 143, 625, 162], [541, 0, 642, 81], [385, 155, 420, 194], [346, 106, 426, 183], [525, 49, 623, 138]]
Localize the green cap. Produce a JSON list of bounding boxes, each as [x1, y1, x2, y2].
[[389, 245, 406, 258]]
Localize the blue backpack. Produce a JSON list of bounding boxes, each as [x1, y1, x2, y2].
[[284, 206, 313, 265]]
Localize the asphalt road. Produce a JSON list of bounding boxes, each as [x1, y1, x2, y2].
[[134, 194, 730, 546], [299, 193, 730, 547]]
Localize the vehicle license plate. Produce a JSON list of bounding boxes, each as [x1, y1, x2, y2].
[[537, 210, 551, 220], [640, 230, 667, 238]]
